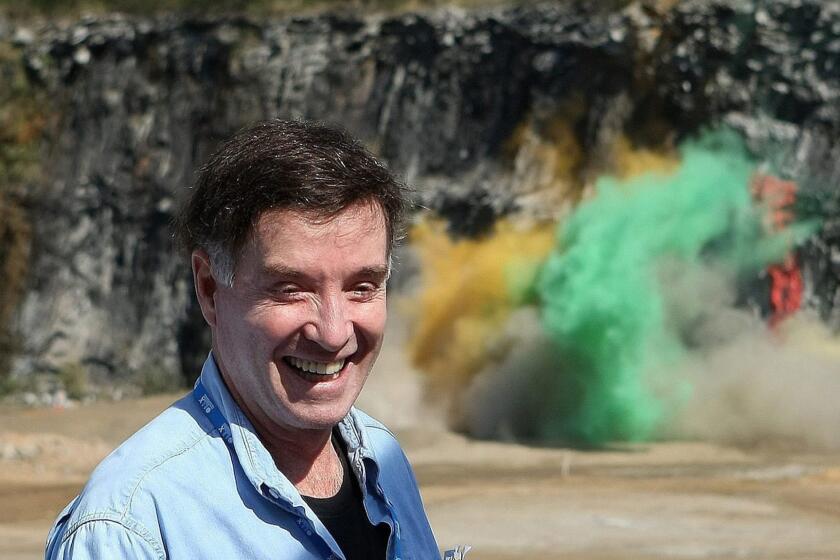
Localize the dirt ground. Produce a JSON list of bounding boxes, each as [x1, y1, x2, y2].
[[2, 390, 840, 560], [3, 318, 840, 560]]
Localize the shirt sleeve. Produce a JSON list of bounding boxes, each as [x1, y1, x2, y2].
[[46, 518, 164, 560]]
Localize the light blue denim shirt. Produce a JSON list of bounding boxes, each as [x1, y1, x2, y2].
[[45, 355, 439, 560]]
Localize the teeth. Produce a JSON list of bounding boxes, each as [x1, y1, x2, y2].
[[287, 356, 345, 376]]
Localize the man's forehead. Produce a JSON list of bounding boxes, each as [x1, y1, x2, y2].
[[255, 202, 385, 234], [243, 202, 389, 262]]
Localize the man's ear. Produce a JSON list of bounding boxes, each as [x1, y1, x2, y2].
[[192, 249, 218, 328]]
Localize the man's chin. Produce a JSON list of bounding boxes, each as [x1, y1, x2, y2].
[[282, 407, 355, 433]]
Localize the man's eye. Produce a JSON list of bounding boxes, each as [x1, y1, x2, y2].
[[273, 284, 303, 298], [351, 283, 381, 298]]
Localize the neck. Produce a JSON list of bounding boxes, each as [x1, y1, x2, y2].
[[260, 425, 343, 499], [217, 367, 343, 498]]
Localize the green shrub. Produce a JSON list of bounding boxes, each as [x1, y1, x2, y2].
[[0, 0, 528, 18], [137, 365, 181, 395], [0, 42, 41, 383], [57, 362, 90, 400]]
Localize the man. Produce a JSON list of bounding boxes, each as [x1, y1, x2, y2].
[[46, 120, 440, 559]]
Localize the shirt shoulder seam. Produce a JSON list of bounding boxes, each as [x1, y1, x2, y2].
[[60, 513, 166, 559]]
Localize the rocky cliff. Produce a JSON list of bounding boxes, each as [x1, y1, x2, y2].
[[1, 0, 838, 394]]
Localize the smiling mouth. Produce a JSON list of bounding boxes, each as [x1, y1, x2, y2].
[[283, 356, 346, 380]]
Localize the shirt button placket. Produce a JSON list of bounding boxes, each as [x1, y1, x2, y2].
[[296, 517, 314, 537]]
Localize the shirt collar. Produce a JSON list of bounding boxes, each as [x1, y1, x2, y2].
[[195, 353, 380, 504]]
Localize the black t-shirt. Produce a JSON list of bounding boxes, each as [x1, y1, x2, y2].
[[302, 435, 390, 560]]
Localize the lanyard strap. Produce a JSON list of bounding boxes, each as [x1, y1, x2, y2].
[[193, 379, 404, 560], [193, 381, 335, 556], [193, 379, 234, 446]]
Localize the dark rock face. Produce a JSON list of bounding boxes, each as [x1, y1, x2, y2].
[[4, 0, 840, 386]]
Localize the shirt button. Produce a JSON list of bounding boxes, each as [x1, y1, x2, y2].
[[306, 530, 313, 536], [268, 488, 280, 499]]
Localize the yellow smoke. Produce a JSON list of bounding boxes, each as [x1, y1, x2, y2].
[[502, 104, 586, 214], [407, 128, 678, 395], [406, 217, 555, 391], [612, 135, 679, 180]]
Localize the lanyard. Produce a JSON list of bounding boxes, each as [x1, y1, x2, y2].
[[192, 379, 404, 560], [193, 379, 234, 446], [192, 380, 334, 557]]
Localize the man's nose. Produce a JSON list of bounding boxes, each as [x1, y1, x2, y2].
[[302, 296, 353, 351]]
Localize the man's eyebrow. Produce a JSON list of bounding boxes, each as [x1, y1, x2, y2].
[[260, 264, 391, 280], [355, 265, 391, 279], [261, 264, 307, 279]]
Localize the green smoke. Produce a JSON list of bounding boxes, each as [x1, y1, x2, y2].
[[530, 129, 812, 446]]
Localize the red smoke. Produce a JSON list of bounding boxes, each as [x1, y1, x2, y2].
[[751, 174, 802, 327]]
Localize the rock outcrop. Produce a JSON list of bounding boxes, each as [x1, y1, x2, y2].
[[1, 0, 838, 389]]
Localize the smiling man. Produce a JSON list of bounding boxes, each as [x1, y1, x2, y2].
[[45, 120, 439, 560]]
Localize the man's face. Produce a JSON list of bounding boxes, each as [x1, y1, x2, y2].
[[208, 201, 389, 434]]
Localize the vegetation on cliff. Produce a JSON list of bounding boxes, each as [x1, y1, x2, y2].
[[0, 41, 45, 382], [0, 0, 548, 18]]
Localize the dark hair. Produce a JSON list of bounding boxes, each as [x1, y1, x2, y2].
[[175, 119, 407, 283]]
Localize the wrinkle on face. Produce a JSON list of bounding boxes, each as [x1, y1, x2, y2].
[[210, 200, 389, 441]]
